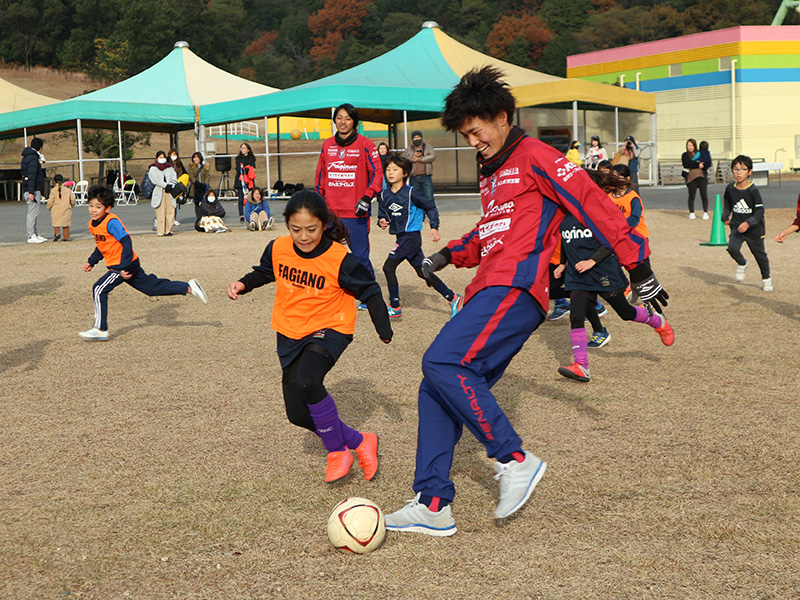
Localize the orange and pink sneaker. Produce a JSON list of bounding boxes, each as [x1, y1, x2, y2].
[[325, 449, 354, 483], [354, 432, 379, 481], [558, 362, 590, 382], [655, 316, 674, 346]]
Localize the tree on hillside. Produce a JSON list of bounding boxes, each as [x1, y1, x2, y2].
[[537, 32, 579, 76], [71, 129, 151, 180], [538, 0, 594, 34], [57, 0, 123, 73], [0, 0, 69, 68], [487, 14, 554, 69], [308, 0, 373, 72]]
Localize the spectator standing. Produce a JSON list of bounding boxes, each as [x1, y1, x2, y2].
[[401, 130, 436, 202], [149, 151, 178, 237], [188, 152, 212, 218], [235, 143, 256, 223], [681, 138, 710, 220], [47, 174, 76, 241], [21, 137, 47, 244], [585, 135, 608, 170]]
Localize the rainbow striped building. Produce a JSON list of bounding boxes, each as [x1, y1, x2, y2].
[[568, 26, 800, 169]]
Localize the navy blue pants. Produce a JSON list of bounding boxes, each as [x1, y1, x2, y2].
[[341, 216, 374, 278], [409, 174, 434, 203], [413, 286, 544, 501], [92, 267, 187, 331]]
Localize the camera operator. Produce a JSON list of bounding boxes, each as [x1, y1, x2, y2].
[[612, 135, 642, 192]]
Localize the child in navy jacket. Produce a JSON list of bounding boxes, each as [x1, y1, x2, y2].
[[377, 154, 462, 319]]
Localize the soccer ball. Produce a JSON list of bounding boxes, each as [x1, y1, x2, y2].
[[327, 497, 386, 554]]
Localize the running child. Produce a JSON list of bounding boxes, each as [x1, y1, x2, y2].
[[775, 192, 800, 243], [227, 190, 393, 483], [377, 154, 463, 319], [80, 186, 207, 341], [555, 204, 674, 383], [722, 155, 772, 291]]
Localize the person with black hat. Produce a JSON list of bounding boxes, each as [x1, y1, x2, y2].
[[315, 103, 383, 289], [401, 130, 436, 203]]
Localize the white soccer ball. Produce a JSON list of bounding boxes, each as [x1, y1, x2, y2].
[[327, 497, 386, 554]]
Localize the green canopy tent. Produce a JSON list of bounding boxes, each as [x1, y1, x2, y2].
[[0, 42, 278, 182], [200, 22, 656, 184]]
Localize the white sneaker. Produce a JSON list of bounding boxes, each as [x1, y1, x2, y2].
[[702, 212, 710, 220], [385, 493, 457, 537], [35, 234, 49, 242], [173, 220, 181, 227], [27, 235, 46, 244], [689, 213, 696, 220], [736, 262, 747, 282], [266, 216, 274, 230], [188, 278, 208, 304], [493, 451, 547, 519], [79, 328, 108, 340], [762, 277, 773, 292]]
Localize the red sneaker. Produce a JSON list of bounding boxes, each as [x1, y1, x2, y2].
[[655, 316, 674, 346], [354, 432, 379, 481], [557, 362, 590, 382], [325, 450, 354, 483]]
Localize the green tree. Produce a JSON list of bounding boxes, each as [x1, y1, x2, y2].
[[77, 129, 152, 180], [538, 0, 593, 34], [92, 38, 129, 82], [536, 32, 579, 76], [0, 0, 69, 68]]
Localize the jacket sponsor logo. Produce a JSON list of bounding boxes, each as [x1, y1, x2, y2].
[[556, 161, 580, 182], [278, 263, 326, 289], [481, 235, 504, 257], [387, 202, 402, 212], [338, 149, 346, 159], [479, 218, 510, 239], [94, 234, 108, 242], [328, 181, 354, 188], [329, 172, 355, 180], [490, 175, 498, 196], [561, 226, 593, 243], [732, 199, 753, 214], [497, 167, 519, 178], [456, 373, 493, 439], [484, 199, 515, 218], [328, 161, 359, 171]]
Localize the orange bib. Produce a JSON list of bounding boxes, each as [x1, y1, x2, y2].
[[89, 214, 137, 267], [610, 189, 649, 239], [270, 236, 356, 339]]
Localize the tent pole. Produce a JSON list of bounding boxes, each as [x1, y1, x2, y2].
[[614, 108, 619, 152], [651, 112, 658, 185], [403, 111, 408, 148], [24, 128, 28, 146], [117, 121, 124, 184], [276, 117, 282, 182], [264, 117, 271, 192], [77, 119, 85, 183], [572, 101, 578, 143]]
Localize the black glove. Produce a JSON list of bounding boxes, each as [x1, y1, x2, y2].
[[354, 195, 371, 218], [165, 184, 174, 195], [421, 252, 449, 279], [629, 263, 669, 314]]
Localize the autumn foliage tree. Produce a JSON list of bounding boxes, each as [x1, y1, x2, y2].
[[487, 14, 555, 69], [308, 0, 373, 69]]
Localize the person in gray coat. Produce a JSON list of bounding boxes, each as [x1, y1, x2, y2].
[[401, 130, 436, 203], [148, 151, 178, 236]]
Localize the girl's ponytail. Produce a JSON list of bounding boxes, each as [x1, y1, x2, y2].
[[283, 189, 350, 245]]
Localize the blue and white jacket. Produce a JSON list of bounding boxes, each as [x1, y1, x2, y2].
[[377, 184, 440, 236]]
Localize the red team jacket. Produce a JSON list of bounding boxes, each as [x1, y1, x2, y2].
[[447, 136, 650, 310], [314, 134, 383, 218]]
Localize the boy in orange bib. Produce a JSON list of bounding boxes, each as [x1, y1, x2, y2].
[[80, 186, 207, 340]]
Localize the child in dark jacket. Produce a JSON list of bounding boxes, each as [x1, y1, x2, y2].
[[377, 154, 462, 319]]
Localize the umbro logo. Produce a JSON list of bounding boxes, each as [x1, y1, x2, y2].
[[733, 199, 752, 214], [388, 203, 402, 211]]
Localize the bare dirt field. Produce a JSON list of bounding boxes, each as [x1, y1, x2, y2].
[[2, 208, 799, 599]]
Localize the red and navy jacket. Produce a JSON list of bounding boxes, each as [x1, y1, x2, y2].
[[314, 134, 383, 218], [447, 133, 650, 311]]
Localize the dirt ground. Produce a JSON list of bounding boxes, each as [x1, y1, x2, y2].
[[2, 207, 799, 600]]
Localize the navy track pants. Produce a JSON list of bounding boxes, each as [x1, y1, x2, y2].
[[92, 267, 187, 331], [413, 285, 544, 502]]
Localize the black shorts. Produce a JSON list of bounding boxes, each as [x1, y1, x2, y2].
[[276, 329, 352, 369], [388, 231, 424, 266]]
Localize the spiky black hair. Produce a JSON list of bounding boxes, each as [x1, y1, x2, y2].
[[441, 66, 515, 132]]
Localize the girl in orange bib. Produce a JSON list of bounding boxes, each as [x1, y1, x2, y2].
[[227, 190, 393, 483]]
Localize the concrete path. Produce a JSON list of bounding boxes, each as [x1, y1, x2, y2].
[[2, 182, 797, 247]]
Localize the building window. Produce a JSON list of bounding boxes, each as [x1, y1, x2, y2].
[[669, 64, 682, 77], [719, 57, 732, 71]]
